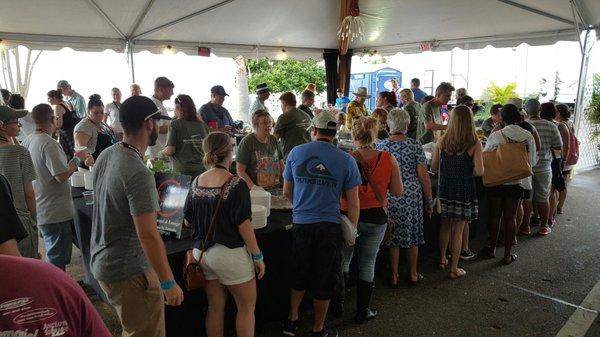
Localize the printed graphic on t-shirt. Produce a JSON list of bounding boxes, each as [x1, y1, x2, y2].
[[255, 150, 280, 187], [0, 296, 70, 336], [295, 156, 338, 188]]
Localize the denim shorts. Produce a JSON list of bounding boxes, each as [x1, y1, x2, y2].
[[38, 220, 73, 269]]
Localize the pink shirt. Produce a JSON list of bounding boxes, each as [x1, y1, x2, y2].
[[0, 256, 111, 337]]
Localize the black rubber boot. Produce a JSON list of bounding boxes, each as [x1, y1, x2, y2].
[[354, 279, 377, 324]]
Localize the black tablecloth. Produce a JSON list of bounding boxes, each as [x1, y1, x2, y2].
[[71, 187, 293, 337]]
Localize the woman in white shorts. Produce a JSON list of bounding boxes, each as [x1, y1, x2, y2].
[[184, 132, 266, 337]]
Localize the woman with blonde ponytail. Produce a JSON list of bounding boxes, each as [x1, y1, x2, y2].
[[340, 116, 403, 324], [184, 132, 265, 337]]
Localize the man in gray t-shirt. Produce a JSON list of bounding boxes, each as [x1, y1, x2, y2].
[[90, 145, 159, 281], [90, 95, 183, 336], [417, 82, 454, 144], [23, 103, 81, 270]]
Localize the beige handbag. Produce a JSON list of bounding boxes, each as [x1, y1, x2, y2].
[[483, 132, 532, 187]]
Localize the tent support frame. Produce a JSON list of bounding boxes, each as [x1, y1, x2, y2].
[[128, 0, 156, 37], [573, 28, 593, 137], [85, 0, 126, 39], [496, 0, 575, 26], [132, 0, 235, 40]]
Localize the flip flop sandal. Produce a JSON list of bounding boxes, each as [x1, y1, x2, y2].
[[438, 260, 449, 270], [502, 254, 518, 265], [448, 268, 466, 279], [518, 228, 532, 236], [408, 274, 424, 286]]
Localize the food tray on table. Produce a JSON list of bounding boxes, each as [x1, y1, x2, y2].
[[266, 188, 293, 211]]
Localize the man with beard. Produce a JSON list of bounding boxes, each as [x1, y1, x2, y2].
[[90, 96, 184, 336]]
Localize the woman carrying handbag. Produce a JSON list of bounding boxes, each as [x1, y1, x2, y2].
[[340, 117, 403, 324], [183, 132, 265, 337]]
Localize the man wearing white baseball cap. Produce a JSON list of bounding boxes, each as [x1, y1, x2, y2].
[[282, 111, 361, 337]]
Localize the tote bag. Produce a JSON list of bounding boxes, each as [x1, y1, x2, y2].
[[483, 132, 532, 187]]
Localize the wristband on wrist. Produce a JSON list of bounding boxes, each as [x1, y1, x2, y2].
[[69, 156, 82, 167], [252, 252, 264, 262], [160, 279, 176, 291]]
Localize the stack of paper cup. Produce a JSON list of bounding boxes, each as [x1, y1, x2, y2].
[[251, 205, 267, 229], [250, 189, 271, 216], [84, 172, 93, 190], [71, 172, 85, 187]]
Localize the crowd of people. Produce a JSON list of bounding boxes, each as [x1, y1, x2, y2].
[[0, 75, 578, 337]]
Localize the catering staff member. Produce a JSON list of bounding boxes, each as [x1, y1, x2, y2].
[[73, 94, 115, 166]]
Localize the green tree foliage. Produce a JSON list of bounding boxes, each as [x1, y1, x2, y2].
[[248, 58, 326, 94], [588, 74, 600, 149], [481, 82, 519, 105], [588, 73, 600, 125]]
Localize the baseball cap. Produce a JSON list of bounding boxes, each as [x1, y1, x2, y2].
[[211, 85, 229, 96], [256, 83, 269, 94], [119, 96, 172, 123], [57, 80, 70, 89], [523, 98, 541, 114], [0, 105, 27, 123], [312, 111, 337, 130]]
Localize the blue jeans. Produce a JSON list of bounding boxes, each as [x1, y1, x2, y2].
[[341, 221, 387, 282], [38, 220, 73, 269]]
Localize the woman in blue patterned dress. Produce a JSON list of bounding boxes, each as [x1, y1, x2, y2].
[[376, 108, 433, 287], [431, 105, 483, 279]]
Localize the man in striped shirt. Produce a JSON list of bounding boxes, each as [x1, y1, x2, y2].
[[522, 99, 562, 236]]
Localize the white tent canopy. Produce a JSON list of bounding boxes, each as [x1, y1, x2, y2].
[[1, 0, 598, 58]]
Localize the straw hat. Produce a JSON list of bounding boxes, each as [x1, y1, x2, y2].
[[353, 87, 371, 98]]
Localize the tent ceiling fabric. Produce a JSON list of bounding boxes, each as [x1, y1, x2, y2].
[[0, 0, 598, 58]]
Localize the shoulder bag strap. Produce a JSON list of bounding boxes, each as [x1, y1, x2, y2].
[[353, 151, 386, 209], [198, 175, 235, 260]]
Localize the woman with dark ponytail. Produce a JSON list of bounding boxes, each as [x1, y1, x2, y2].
[[48, 89, 79, 159], [73, 94, 116, 166]]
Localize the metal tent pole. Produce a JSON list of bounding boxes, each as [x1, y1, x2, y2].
[[573, 28, 591, 136], [126, 41, 136, 84]]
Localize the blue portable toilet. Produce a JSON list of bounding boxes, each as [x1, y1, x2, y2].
[[349, 67, 402, 111]]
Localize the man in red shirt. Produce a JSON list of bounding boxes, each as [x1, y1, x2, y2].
[[0, 255, 112, 336]]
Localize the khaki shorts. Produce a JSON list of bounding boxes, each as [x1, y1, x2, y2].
[[100, 269, 165, 337], [532, 171, 552, 203], [196, 244, 255, 286]]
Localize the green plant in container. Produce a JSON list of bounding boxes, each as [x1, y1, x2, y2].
[[481, 82, 518, 105]]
